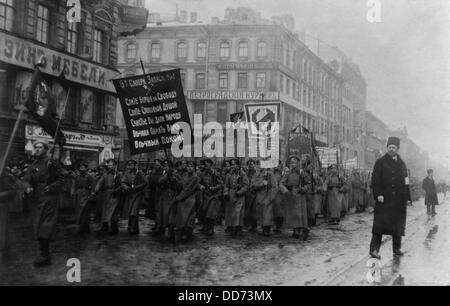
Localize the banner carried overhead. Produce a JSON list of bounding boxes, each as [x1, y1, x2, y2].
[[316, 146, 341, 168], [112, 69, 191, 155]]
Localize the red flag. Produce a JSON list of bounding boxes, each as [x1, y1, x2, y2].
[[25, 68, 66, 147]]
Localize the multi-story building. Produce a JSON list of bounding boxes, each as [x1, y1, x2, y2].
[[116, 7, 345, 162], [365, 111, 390, 170], [0, 0, 147, 168], [319, 45, 368, 169]]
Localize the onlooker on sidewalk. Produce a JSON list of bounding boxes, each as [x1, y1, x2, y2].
[[422, 169, 438, 216]]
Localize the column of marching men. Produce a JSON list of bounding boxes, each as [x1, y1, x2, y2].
[[2, 143, 449, 266]]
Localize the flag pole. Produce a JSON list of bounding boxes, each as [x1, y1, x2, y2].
[[0, 58, 44, 176], [50, 87, 72, 162]]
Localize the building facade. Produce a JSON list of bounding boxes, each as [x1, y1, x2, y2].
[[116, 7, 347, 162], [0, 0, 146, 168]]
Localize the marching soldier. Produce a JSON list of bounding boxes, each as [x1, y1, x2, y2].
[[352, 171, 366, 213], [90, 158, 123, 235], [301, 158, 316, 227], [422, 169, 438, 216], [198, 158, 223, 236], [121, 160, 147, 235], [369, 137, 412, 259], [147, 159, 163, 232], [313, 169, 326, 222], [251, 160, 277, 236], [340, 169, 350, 218], [173, 160, 200, 242], [223, 158, 249, 237], [93, 165, 106, 222], [244, 159, 258, 232], [221, 159, 231, 233], [155, 160, 180, 240], [279, 156, 309, 240], [74, 163, 95, 235], [0, 167, 17, 261], [272, 161, 285, 233], [325, 165, 345, 225], [23, 141, 65, 267]]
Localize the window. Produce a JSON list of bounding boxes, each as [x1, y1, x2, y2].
[[177, 42, 187, 58], [127, 43, 136, 59], [237, 72, 248, 89], [195, 73, 205, 89], [257, 41, 267, 57], [286, 79, 291, 96], [219, 42, 230, 58], [36, 5, 50, 43], [238, 41, 248, 57], [93, 29, 104, 63], [151, 43, 161, 60], [0, 0, 14, 31], [93, 94, 104, 129], [194, 101, 205, 122], [197, 42, 206, 58], [256, 72, 266, 89], [219, 73, 228, 89], [66, 22, 78, 54]]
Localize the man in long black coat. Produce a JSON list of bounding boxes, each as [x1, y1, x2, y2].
[[369, 137, 412, 259], [422, 169, 438, 216]]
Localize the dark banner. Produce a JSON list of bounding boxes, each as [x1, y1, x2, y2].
[[112, 69, 190, 155], [287, 132, 311, 160]]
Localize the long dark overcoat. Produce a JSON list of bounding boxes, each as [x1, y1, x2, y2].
[[422, 177, 439, 206], [371, 154, 411, 236]]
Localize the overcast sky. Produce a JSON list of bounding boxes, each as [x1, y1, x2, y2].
[[145, 0, 450, 166]]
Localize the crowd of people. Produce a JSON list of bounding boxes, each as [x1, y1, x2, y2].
[[0, 140, 448, 266]]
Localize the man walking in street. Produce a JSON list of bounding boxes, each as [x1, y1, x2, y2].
[[422, 169, 438, 216], [23, 141, 65, 267], [369, 137, 412, 260]]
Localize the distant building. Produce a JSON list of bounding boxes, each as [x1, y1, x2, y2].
[[116, 7, 345, 162]]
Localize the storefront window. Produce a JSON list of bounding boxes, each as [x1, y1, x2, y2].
[[217, 102, 228, 125], [0, 0, 14, 31], [36, 5, 50, 44], [0, 68, 8, 113], [93, 94, 104, 129]]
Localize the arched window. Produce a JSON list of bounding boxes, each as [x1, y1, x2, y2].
[[177, 41, 187, 58], [257, 41, 267, 57], [197, 42, 206, 58], [151, 43, 161, 60], [238, 41, 248, 57], [127, 43, 136, 59], [219, 41, 230, 58]]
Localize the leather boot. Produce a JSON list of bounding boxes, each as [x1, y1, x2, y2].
[[34, 239, 51, 267]]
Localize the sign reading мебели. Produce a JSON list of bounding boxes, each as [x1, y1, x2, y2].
[[0, 31, 117, 93], [112, 69, 191, 155]]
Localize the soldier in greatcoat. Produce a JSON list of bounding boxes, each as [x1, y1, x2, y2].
[[198, 158, 223, 236], [272, 161, 285, 233], [244, 159, 257, 232], [0, 167, 17, 261], [121, 160, 147, 235], [313, 169, 326, 221], [90, 158, 123, 235], [23, 141, 64, 267], [147, 159, 163, 232], [279, 156, 309, 240], [369, 137, 412, 259], [352, 171, 366, 213], [325, 165, 345, 225], [74, 163, 95, 235], [422, 169, 438, 216], [173, 160, 200, 242], [251, 160, 277, 236], [223, 158, 249, 237]]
